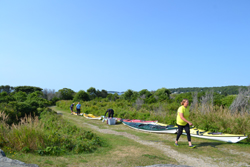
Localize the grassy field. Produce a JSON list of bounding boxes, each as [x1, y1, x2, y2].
[[5, 106, 250, 167]]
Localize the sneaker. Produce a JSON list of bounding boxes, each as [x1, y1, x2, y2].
[[189, 145, 196, 148], [174, 143, 179, 147]]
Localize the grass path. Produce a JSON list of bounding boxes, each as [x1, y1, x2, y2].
[[51, 106, 250, 167]]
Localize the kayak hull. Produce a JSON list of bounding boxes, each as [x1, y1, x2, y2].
[[184, 133, 248, 143], [123, 122, 178, 134]]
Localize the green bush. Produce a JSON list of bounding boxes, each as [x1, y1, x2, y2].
[[0, 109, 103, 155]]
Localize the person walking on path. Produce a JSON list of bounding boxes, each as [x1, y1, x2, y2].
[[175, 99, 195, 148], [76, 102, 81, 116], [70, 103, 74, 115], [104, 108, 114, 118]]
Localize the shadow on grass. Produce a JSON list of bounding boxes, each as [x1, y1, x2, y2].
[[196, 142, 226, 148], [196, 140, 250, 148]]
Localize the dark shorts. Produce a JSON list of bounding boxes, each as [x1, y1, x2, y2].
[[70, 107, 73, 111], [77, 109, 80, 114], [108, 113, 114, 118]]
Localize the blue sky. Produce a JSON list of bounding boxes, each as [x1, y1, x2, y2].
[[1, 0, 249, 92]]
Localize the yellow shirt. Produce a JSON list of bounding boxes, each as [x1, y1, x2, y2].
[[176, 105, 190, 126]]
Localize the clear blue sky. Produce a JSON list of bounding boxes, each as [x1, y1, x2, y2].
[[1, 0, 249, 92]]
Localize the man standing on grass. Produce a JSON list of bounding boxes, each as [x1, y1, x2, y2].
[[70, 103, 74, 115], [76, 102, 81, 116]]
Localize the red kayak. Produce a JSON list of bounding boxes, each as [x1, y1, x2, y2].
[[118, 118, 158, 123]]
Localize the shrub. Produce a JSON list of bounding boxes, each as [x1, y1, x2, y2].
[[0, 109, 103, 155]]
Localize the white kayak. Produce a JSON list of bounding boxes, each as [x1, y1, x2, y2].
[[183, 128, 248, 143]]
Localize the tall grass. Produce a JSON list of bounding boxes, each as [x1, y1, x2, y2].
[[5, 114, 46, 151], [191, 104, 250, 136], [0, 109, 103, 155]]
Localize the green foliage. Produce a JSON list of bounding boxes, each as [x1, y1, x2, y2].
[[169, 85, 247, 95], [0, 92, 15, 103], [174, 92, 193, 104], [0, 85, 14, 94], [154, 88, 171, 101], [73, 90, 90, 101], [213, 92, 224, 106], [57, 91, 250, 142], [14, 86, 42, 94], [96, 89, 108, 98], [12, 91, 27, 102], [221, 95, 237, 107], [87, 87, 108, 99], [144, 96, 157, 104], [139, 89, 152, 98], [107, 93, 119, 101], [0, 89, 49, 125], [58, 88, 75, 100], [122, 89, 135, 101], [0, 109, 103, 155], [87, 87, 97, 100], [51, 96, 60, 105]]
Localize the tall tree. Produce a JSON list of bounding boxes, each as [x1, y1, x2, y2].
[[123, 89, 134, 101], [139, 89, 152, 98], [58, 88, 75, 100], [0, 85, 14, 94], [87, 87, 97, 100], [14, 86, 42, 94], [154, 88, 171, 101], [73, 90, 90, 101]]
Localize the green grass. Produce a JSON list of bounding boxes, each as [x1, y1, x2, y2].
[[4, 106, 178, 167], [6, 105, 250, 166]]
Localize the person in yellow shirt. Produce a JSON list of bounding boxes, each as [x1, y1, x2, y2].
[[175, 99, 195, 148]]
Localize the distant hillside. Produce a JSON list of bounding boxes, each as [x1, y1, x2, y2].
[[168, 85, 248, 95]]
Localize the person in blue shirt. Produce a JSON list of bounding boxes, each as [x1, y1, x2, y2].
[[70, 103, 75, 115], [76, 102, 81, 116]]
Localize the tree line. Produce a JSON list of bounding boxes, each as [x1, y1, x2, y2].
[[168, 85, 248, 95], [1, 84, 249, 125]]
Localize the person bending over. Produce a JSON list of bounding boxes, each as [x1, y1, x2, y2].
[[104, 109, 114, 118]]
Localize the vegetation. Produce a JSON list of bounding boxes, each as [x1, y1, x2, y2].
[[169, 85, 248, 95], [0, 108, 103, 155], [57, 86, 250, 142], [0, 85, 103, 157], [0, 84, 249, 166]]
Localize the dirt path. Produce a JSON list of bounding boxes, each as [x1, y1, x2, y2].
[[53, 107, 248, 167]]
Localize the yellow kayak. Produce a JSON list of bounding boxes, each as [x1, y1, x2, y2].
[[72, 112, 83, 116], [185, 127, 247, 143], [84, 113, 102, 120]]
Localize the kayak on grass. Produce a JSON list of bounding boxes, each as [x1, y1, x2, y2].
[[84, 113, 102, 120], [122, 121, 178, 134], [119, 118, 158, 124], [72, 112, 83, 116], [158, 122, 247, 143], [183, 128, 248, 143]]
